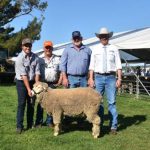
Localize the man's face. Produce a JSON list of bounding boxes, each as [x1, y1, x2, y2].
[[22, 43, 32, 54], [99, 34, 109, 45], [44, 46, 53, 57], [72, 37, 82, 47]]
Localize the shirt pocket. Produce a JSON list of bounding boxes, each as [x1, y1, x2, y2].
[[82, 52, 89, 61], [108, 51, 115, 63], [31, 61, 36, 72], [23, 61, 30, 72], [95, 54, 102, 66]]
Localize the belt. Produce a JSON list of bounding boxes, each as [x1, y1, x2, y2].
[[68, 74, 87, 77], [95, 72, 116, 76], [46, 81, 56, 84], [17, 80, 35, 83]]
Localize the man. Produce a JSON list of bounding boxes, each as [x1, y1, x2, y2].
[[15, 38, 40, 134], [60, 31, 91, 88], [35, 41, 62, 128], [88, 27, 122, 134], [59, 31, 91, 125]]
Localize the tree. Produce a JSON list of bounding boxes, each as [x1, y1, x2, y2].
[[0, 0, 47, 56]]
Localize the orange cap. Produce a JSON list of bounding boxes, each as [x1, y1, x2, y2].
[[44, 41, 53, 47]]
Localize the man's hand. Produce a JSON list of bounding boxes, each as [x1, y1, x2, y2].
[[88, 78, 95, 88], [27, 89, 32, 97], [62, 78, 69, 88], [116, 79, 121, 88]]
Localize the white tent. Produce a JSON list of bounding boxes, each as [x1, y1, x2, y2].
[[35, 27, 150, 63]]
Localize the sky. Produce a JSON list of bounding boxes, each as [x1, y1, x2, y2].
[[10, 0, 150, 52]]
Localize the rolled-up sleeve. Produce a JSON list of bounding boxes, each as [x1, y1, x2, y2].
[[115, 48, 122, 70], [16, 56, 27, 76], [89, 50, 95, 71], [59, 48, 68, 72]]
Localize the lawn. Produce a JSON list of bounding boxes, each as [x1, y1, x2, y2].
[[0, 85, 150, 150]]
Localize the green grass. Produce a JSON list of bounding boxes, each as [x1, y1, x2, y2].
[[0, 85, 150, 150]]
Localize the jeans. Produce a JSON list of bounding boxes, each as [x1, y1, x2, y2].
[[64, 75, 87, 123], [46, 114, 53, 125], [16, 80, 35, 129], [95, 74, 118, 130], [68, 75, 87, 88]]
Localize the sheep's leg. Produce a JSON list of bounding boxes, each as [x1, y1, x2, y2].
[[53, 123, 61, 136], [52, 106, 63, 136], [86, 112, 101, 139]]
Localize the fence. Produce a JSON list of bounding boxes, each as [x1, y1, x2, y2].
[[118, 75, 150, 100]]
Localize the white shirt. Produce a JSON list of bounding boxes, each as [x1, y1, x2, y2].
[[39, 55, 60, 82], [89, 43, 122, 73]]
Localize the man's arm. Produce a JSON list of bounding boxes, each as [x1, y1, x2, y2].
[[35, 74, 40, 83], [88, 70, 95, 88], [22, 75, 32, 97], [116, 69, 122, 88], [35, 57, 41, 83], [61, 71, 69, 87], [59, 48, 69, 87]]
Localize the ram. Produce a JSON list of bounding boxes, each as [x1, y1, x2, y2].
[[32, 82, 102, 138]]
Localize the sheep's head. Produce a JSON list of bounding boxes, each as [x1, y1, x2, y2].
[[32, 82, 48, 96]]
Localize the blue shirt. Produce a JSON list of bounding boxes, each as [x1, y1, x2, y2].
[[15, 51, 40, 81], [59, 44, 91, 75]]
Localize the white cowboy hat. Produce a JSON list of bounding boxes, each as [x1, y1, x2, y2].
[[95, 27, 113, 38]]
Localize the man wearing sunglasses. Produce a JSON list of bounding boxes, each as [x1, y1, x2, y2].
[[35, 41, 62, 128], [15, 38, 40, 134], [88, 27, 122, 135]]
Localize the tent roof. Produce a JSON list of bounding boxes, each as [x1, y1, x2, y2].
[[36, 27, 150, 63]]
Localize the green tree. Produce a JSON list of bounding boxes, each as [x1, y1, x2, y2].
[[0, 0, 47, 56]]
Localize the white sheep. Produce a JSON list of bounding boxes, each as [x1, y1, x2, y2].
[[32, 82, 102, 138]]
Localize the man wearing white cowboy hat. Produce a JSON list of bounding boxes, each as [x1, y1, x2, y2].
[[88, 27, 122, 135]]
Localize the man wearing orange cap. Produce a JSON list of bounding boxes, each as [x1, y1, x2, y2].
[[35, 41, 62, 128]]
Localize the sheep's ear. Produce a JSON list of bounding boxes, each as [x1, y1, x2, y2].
[[42, 83, 48, 91]]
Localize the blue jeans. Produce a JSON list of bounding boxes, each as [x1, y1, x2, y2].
[[95, 74, 118, 130], [64, 75, 87, 123], [16, 80, 35, 129], [46, 114, 53, 125], [68, 75, 87, 88]]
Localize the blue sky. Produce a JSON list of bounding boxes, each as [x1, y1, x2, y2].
[[11, 0, 150, 51]]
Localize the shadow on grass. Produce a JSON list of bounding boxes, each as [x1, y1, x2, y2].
[[60, 114, 147, 137], [61, 117, 92, 134], [101, 114, 147, 136], [118, 114, 147, 131]]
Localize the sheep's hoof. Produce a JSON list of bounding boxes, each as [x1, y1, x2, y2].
[[93, 135, 99, 139], [54, 132, 59, 136]]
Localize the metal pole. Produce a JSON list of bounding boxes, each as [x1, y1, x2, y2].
[[136, 75, 140, 99]]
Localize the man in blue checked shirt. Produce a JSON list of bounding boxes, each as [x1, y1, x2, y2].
[[59, 31, 91, 88]]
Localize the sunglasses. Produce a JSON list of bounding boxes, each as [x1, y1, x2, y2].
[[45, 46, 53, 50], [73, 37, 82, 41], [23, 43, 32, 47], [99, 34, 109, 39]]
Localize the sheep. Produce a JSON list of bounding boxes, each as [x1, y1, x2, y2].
[[32, 82, 102, 138]]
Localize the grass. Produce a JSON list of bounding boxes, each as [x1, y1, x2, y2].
[[0, 85, 150, 150]]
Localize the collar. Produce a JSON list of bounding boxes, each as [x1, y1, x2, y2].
[[70, 44, 85, 50], [100, 43, 110, 48], [22, 50, 33, 58]]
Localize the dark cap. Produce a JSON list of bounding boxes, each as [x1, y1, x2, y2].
[[22, 38, 32, 45], [72, 31, 82, 38]]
